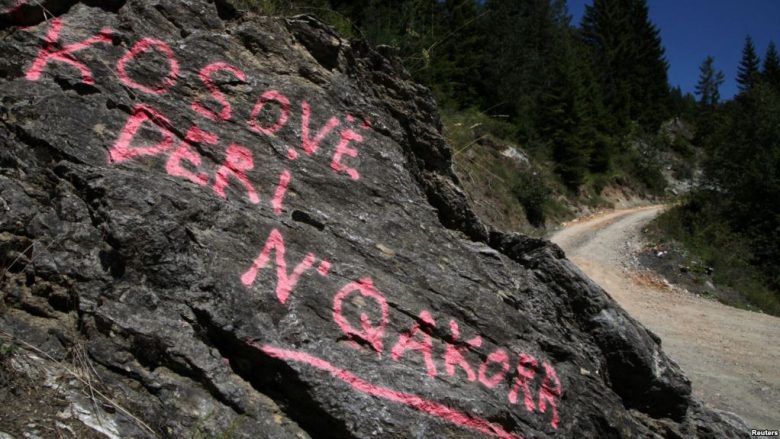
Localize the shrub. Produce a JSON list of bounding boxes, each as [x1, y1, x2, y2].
[[511, 170, 550, 227], [651, 197, 780, 315], [615, 140, 666, 195]]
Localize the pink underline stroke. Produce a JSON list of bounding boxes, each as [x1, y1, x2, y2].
[[258, 344, 523, 439]]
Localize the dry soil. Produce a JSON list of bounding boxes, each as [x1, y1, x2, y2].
[[551, 205, 780, 429]]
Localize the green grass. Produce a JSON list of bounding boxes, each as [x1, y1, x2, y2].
[[648, 203, 780, 316], [441, 109, 574, 234], [0, 341, 16, 360], [234, 1, 355, 37], [612, 141, 667, 196]]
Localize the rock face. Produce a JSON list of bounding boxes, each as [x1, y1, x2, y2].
[[0, 1, 746, 438]]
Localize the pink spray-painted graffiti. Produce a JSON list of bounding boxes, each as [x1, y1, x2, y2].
[[247, 90, 290, 136], [165, 126, 217, 186], [25, 18, 113, 84], [213, 144, 261, 204], [241, 226, 564, 433], [116, 37, 179, 94], [23, 18, 564, 437], [444, 319, 482, 382], [24, 18, 370, 216], [332, 278, 389, 354], [240, 228, 324, 305], [391, 310, 439, 377], [192, 62, 246, 121], [255, 344, 524, 439]]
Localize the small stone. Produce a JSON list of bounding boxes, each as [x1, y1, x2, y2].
[[375, 243, 395, 258]]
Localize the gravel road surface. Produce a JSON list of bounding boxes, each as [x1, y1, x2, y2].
[[551, 205, 780, 429]]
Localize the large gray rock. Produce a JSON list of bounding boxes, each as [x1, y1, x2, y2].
[[0, 1, 746, 438]]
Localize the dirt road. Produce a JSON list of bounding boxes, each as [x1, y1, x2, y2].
[[551, 205, 780, 429]]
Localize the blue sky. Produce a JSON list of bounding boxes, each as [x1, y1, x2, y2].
[[567, 0, 780, 100]]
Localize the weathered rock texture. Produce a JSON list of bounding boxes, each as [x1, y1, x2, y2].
[[0, 1, 747, 438]]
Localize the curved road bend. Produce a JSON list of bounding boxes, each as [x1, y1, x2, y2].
[[551, 205, 780, 428]]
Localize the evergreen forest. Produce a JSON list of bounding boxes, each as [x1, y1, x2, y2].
[[240, 0, 780, 314]]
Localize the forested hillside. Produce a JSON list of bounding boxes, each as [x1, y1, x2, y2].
[[243, 0, 674, 202], [650, 37, 780, 314], [237, 0, 780, 311]]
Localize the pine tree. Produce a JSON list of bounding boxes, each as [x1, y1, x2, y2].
[[695, 56, 725, 107], [434, 0, 486, 109], [706, 81, 780, 289], [668, 86, 697, 119], [763, 41, 780, 90], [737, 36, 761, 93], [580, 0, 669, 131], [629, 0, 670, 126], [581, 0, 631, 130], [480, 0, 559, 138], [694, 56, 725, 149], [538, 29, 595, 190]]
